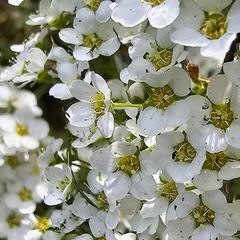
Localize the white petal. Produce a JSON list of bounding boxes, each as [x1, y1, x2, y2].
[[73, 46, 99, 61], [97, 112, 114, 138], [99, 37, 120, 56], [59, 28, 81, 44], [89, 215, 105, 238], [137, 107, 166, 136], [130, 173, 157, 200], [66, 102, 95, 128], [170, 28, 210, 47], [70, 80, 96, 101], [223, 59, 240, 85], [214, 213, 238, 236], [185, 95, 212, 128], [96, 1, 112, 23], [192, 224, 218, 240], [140, 198, 169, 218], [194, 0, 232, 12], [151, 144, 174, 170], [227, 0, 240, 34], [201, 124, 228, 153], [193, 170, 223, 190], [166, 215, 195, 239], [226, 121, 240, 148], [49, 83, 72, 100], [164, 100, 191, 127], [131, 213, 151, 233], [167, 67, 191, 96], [201, 33, 236, 60], [167, 162, 190, 183], [89, 148, 116, 174], [111, 0, 150, 27], [26, 48, 46, 73], [173, 0, 204, 30], [206, 75, 233, 104], [173, 191, 199, 218], [148, 0, 179, 29], [104, 172, 131, 201], [57, 62, 78, 84], [202, 190, 227, 213], [184, 153, 206, 179], [105, 210, 119, 229], [218, 161, 240, 180]]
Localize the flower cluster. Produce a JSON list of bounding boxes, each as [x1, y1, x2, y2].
[[1, 0, 240, 239]]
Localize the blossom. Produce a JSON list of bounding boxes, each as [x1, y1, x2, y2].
[[43, 164, 72, 205], [165, 190, 238, 239], [170, 0, 240, 59], [151, 130, 206, 183], [66, 72, 114, 138], [127, 31, 183, 78], [89, 141, 157, 203], [0, 109, 49, 150], [59, 8, 121, 61]]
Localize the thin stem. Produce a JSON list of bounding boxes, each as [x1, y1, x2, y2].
[[112, 102, 143, 109]]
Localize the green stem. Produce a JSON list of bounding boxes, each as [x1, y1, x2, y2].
[[112, 102, 143, 109]]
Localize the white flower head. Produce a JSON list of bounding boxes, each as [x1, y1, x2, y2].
[[170, 0, 240, 59], [66, 72, 114, 138]]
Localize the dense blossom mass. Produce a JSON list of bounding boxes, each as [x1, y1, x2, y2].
[[1, 0, 240, 239]]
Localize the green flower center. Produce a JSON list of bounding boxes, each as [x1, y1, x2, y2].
[[96, 192, 109, 211], [82, 33, 103, 49], [145, 43, 173, 70], [19, 188, 32, 201], [144, 0, 165, 6], [203, 151, 227, 171], [200, 13, 227, 40], [32, 164, 40, 176], [84, 0, 103, 12], [90, 92, 105, 116], [145, 85, 175, 110], [211, 103, 234, 130], [37, 217, 50, 232], [174, 140, 196, 163], [59, 176, 71, 190], [15, 123, 28, 136], [117, 155, 140, 176], [7, 213, 21, 228], [157, 181, 178, 202], [192, 204, 215, 226], [6, 155, 19, 169]]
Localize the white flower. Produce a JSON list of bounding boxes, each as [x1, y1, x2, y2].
[[201, 75, 240, 150], [73, 168, 119, 236], [166, 190, 238, 239], [43, 164, 72, 205], [193, 147, 240, 190], [66, 72, 114, 138], [170, 0, 240, 59], [127, 32, 183, 77], [151, 129, 206, 183], [59, 8, 121, 61], [89, 141, 157, 202], [3, 176, 44, 214], [50, 203, 84, 233], [0, 83, 42, 116], [0, 203, 34, 240], [0, 109, 49, 150]]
